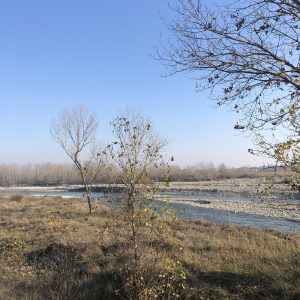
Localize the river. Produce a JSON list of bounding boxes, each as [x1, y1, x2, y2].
[[1, 188, 299, 232]]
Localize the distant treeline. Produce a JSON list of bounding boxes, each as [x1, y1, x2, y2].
[[167, 163, 285, 182], [0, 163, 80, 186], [0, 162, 287, 186]]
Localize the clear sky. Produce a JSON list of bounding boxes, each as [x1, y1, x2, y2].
[[0, 0, 269, 167]]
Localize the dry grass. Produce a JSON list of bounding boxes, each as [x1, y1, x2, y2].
[[0, 194, 299, 299]]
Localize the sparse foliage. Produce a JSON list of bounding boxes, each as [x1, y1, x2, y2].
[[159, 0, 300, 192], [104, 109, 185, 298], [106, 109, 167, 262]]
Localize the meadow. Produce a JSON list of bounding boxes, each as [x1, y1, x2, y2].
[[0, 194, 299, 299]]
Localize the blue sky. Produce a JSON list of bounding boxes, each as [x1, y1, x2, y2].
[[0, 0, 268, 167]]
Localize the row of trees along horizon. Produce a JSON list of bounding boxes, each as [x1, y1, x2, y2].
[[0, 161, 289, 186]]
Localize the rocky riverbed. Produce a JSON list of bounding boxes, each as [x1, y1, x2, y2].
[[158, 197, 300, 222], [0, 178, 296, 197], [165, 178, 296, 198]]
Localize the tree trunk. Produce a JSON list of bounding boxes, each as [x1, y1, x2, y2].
[[86, 193, 92, 215], [128, 186, 139, 265], [131, 215, 138, 265], [81, 172, 92, 215]]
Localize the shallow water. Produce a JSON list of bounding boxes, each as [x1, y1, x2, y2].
[[1, 188, 300, 232], [165, 202, 300, 232]]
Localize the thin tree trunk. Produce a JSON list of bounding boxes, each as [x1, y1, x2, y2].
[[82, 175, 92, 214], [74, 158, 93, 215], [128, 185, 139, 265], [86, 193, 92, 215], [131, 215, 138, 265]]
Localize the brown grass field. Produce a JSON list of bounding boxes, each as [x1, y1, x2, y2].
[[0, 194, 299, 299]]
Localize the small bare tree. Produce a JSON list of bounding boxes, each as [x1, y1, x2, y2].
[[107, 109, 168, 263], [103, 109, 186, 299], [50, 105, 104, 214]]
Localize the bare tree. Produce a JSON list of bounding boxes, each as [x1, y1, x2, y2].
[[158, 0, 300, 190], [50, 105, 104, 214], [103, 109, 186, 298], [106, 108, 168, 263]]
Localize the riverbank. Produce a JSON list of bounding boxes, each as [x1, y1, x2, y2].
[[0, 195, 299, 299]]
